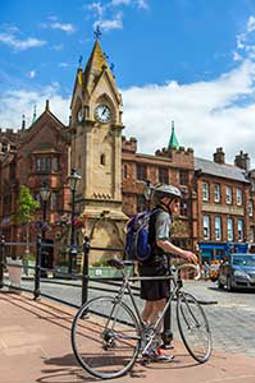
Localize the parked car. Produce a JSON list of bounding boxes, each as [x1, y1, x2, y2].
[[218, 253, 255, 291]]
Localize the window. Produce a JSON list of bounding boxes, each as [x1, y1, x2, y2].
[[158, 167, 169, 184], [203, 215, 210, 240], [180, 170, 189, 185], [227, 218, 234, 241], [215, 216, 222, 240], [137, 164, 147, 181], [180, 200, 188, 216], [248, 200, 253, 217], [100, 154, 106, 166], [236, 188, 242, 206], [35, 156, 59, 172], [202, 182, 209, 201], [237, 219, 244, 241], [123, 164, 128, 179], [214, 184, 221, 203], [226, 186, 232, 204], [137, 194, 146, 212]]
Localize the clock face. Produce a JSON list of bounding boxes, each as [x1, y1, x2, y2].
[[77, 108, 84, 123], [95, 104, 111, 123]]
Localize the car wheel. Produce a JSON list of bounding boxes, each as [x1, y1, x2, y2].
[[227, 277, 232, 292]]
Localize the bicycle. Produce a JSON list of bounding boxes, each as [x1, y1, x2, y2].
[[71, 259, 212, 379]]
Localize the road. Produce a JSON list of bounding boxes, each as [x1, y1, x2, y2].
[[5, 276, 255, 357]]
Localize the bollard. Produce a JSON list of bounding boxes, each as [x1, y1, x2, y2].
[[81, 236, 90, 305], [34, 234, 42, 300], [0, 235, 5, 289]]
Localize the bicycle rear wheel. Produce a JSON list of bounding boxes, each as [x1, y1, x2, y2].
[[71, 296, 140, 379], [177, 292, 212, 363]]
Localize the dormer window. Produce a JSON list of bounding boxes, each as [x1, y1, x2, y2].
[[35, 156, 59, 173]]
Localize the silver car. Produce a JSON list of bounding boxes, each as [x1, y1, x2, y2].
[[218, 254, 255, 291]]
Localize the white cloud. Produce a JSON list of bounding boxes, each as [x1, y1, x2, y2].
[[41, 17, 75, 34], [0, 85, 69, 129], [0, 31, 46, 51], [26, 70, 36, 79], [94, 12, 123, 31], [50, 22, 75, 33], [121, 58, 255, 166]]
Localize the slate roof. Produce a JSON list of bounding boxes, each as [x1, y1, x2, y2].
[[195, 157, 250, 183]]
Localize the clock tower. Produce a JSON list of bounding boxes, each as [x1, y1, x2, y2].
[[70, 38, 128, 260]]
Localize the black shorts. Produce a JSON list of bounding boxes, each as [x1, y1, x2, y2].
[[139, 262, 170, 301]]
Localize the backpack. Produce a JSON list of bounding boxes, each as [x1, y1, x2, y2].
[[125, 209, 159, 262]]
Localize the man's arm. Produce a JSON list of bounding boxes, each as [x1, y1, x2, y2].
[[156, 239, 198, 264]]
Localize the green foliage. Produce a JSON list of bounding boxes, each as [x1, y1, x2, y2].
[[15, 185, 39, 225]]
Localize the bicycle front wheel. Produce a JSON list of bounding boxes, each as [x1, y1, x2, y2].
[[177, 292, 212, 363], [71, 296, 140, 379]]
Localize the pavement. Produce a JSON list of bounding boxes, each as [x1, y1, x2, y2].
[[1, 291, 255, 383]]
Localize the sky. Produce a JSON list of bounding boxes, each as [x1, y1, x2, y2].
[[1, 0, 255, 165]]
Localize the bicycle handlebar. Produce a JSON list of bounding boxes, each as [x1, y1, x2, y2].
[[175, 263, 201, 280]]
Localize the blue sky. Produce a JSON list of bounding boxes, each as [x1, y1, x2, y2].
[[1, 0, 255, 164]]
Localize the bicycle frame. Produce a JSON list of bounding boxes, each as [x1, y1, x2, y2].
[[104, 270, 184, 346]]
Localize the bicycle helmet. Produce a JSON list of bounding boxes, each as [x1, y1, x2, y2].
[[151, 184, 182, 203]]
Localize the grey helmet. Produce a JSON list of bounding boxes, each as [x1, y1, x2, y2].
[[151, 184, 182, 202]]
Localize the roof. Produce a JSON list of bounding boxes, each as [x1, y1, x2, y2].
[[195, 157, 250, 183]]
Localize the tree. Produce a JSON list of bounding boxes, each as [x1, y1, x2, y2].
[[15, 185, 39, 253]]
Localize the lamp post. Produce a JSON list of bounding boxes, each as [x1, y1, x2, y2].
[[39, 182, 51, 273], [67, 168, 81, 274]]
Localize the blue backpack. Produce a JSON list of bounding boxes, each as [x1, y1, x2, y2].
[[125, 209, 159, 262]]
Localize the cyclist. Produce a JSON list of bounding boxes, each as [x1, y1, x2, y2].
[[139, 184, 198, 362]]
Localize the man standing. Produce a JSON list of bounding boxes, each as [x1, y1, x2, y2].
[[139, 184, 197, 361]]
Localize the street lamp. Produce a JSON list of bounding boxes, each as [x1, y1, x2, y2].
[[67, 168, 81, 274], [39, 182, 51, 274], [39, 182, 51, 237]]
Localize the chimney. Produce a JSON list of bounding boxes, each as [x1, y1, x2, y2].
[[45, 99, 50, 111], [234, 150, 250, 171], [21, 114, 26, 130], [213, 147, 225, 164]]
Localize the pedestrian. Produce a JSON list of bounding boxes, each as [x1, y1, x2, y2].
[[139, 184, 198, 362]]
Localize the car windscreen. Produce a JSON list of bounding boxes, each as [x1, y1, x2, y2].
[[232, 255, 255, 267]]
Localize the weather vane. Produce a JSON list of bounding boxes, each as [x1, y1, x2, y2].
[[78, 55, 83, 68], [94, 25, 102, 40]]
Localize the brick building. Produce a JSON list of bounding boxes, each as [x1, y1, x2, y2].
[[0, 101, 70, 263]]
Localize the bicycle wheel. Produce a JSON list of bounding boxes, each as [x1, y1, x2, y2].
[[177, 292, 212, 363], [71, 296, 141, 379]]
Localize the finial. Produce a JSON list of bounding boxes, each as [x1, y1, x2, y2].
[[22, 114, 26, 130], [94, 25, 102, 40], [78, 55, 83, 68], [171, 120, 175, 131], [45, 99, 50, 111]]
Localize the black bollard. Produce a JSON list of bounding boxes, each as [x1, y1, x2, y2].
[[81, 236, 90, 305], [162, 258, 173, 348], [34, 234, 42, 300]]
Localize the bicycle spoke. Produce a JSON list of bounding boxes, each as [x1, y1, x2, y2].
[[71, 296, 140, 379]]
